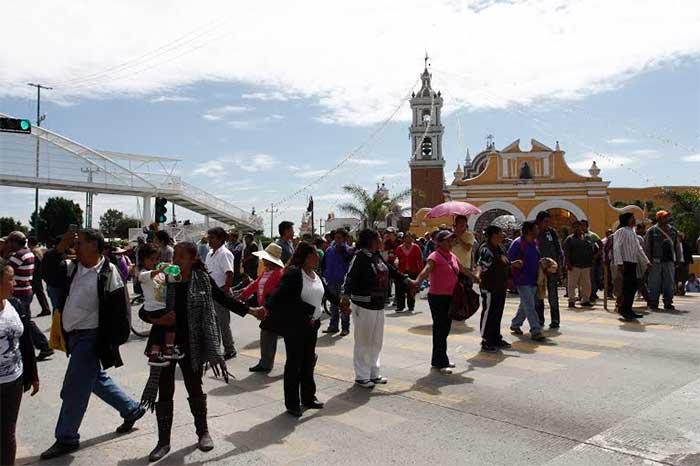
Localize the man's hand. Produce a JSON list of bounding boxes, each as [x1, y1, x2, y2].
[[511, 259, 524, 269], [30, 380, 40, 396], [57, 231, 77, 254], [339, 295, 351, 315], [617, 264, 624, 272]]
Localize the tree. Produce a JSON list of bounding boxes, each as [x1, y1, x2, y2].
[[338, 184, 411, 230], [0, 217, 29, 236], [32, 197, 83, 243], [99, 209, 125, 237], [115, 216, 140, 239], [665, 189, 700, 252]]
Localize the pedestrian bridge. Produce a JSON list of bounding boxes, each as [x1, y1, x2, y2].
[[0, 112, 263, 231]]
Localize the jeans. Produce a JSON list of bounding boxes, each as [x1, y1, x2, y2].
[[327, 282, 349, 331], [55, 330, 139, 444], [352, 304, 384, 381], [535, 274, 560, 326], [427, 294, 452, 368], [647, 261, 675, 306], [511, 285, 542, 334], [46, 285, 66, 313], [16, 295, 50, 352]]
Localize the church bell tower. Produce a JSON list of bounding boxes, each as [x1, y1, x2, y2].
[[409, 56, 446, 215]]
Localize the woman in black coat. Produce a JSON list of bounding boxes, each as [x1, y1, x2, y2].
[[262, 242, 341, 417]]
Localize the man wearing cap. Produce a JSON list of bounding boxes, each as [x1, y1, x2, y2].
[[5, 231, 54, 360], [644, 211, 680, 310]]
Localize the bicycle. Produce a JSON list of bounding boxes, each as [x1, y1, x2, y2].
[[129, 294, 151, 338]]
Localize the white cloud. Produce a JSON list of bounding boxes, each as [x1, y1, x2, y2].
[[628, 148, 660, 158], [347, 158, 388, 166], [607, 138, 636, 144], [241, 91, 299, 101], [150, 95, 196, 103], [313, 193, 353, 201], [569, 152, 634, 170], [202, 105, 251, 121], [192, 153, 276, 177], [295, 169, 329, 178], [192, 160, 225, 177], [2, 1, 697, 125], [227, 114, 284, 129], [233, 153, 277, 172], [682, 153, 700, 162]]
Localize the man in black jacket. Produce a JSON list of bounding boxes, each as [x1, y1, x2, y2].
[[535, 211, 563, 328], [40, 229, 145, 460]]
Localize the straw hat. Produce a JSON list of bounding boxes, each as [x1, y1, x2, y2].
[[253, 243, 285, 268]]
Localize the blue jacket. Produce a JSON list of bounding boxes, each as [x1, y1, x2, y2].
[[323, 243, 353, 285]]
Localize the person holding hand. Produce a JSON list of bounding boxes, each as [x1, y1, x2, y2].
[[1, 258, 40, 466], [261, 242, 341, 417]]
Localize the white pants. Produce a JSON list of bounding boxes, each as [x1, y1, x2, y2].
[[352, 303, 384, 381]]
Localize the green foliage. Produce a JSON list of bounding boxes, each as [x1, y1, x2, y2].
[[31, 197, 83, 243], [99, 209, 125, 237], [0, 217, 29, 236], [664, 189, 700, 250], [115, 216, 140, 239], [337, 184, 411, 230]]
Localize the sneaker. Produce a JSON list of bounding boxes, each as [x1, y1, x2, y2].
[[395, 308, 405, 313], [249, 364, 271, 373], [481, 344, 499, 353], [648, 303, 659, 310], [162, 346, 185, 360], [37, 349, 55, 361], [447, 361, 456, 368], [581, 302, 594, 308], [322, 327, 339, 334], [531, 332, 547, 342], [618, 315, 638, 322], [371, 376, 388, 384], [355, 379, 375, 389], [116, 406, 146, 434], [568, 302, 576, 309], [496, 339, 512, 349], [664, 304, 676, 311], [510, 326, 523, 335], [439, 367, 453, 374], [549, 323, 560, 329], [148, 353, 170, 367], [339, 330, 350, 337]]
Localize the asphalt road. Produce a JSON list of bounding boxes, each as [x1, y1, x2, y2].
[[14, 289, 700, 466]]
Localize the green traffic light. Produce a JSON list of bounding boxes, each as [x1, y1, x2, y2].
[[20, 120, 30, 131]]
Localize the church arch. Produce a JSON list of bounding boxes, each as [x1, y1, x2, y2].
[[468, 201, 526, 231], [526, 200, 587, 221]]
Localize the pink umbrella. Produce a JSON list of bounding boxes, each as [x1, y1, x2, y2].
[[426, 201, 481, 219]]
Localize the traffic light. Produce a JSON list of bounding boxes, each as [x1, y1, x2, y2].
[[0, 117, 31, 134], [155, 197, 168, 223]]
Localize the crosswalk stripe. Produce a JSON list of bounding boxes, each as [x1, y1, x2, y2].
[[465, 352, 566, 373]]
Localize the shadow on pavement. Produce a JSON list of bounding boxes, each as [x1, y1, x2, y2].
[[208, 373, 284, 397], [407, 323, 474, 336]]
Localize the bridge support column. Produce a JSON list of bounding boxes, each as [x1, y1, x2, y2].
[[204, 215, 210, 227], [142, 196, 152, 225]]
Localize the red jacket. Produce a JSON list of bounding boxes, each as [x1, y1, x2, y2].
[[394, 243, 424, 275], [240, 268, 284, 306]]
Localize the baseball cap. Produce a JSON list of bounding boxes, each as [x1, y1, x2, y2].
[[436, 230, 455, 243], [655, 210, 670, 220]]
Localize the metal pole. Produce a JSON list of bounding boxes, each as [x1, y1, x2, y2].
[[27, 83, 52, 236], [265, 203, 278, 239]]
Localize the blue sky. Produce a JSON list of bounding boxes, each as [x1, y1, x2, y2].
[[1, 1, 699, 234]]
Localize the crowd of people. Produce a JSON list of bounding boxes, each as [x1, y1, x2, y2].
[[0, 207, 696, 464]]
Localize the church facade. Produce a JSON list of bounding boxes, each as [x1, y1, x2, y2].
[[407, 64, 682, 237]]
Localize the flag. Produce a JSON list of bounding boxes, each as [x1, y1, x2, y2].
[[307, 196, 314, 212]]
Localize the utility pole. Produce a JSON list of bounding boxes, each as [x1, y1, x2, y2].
[[319, 219, 324, 236], [28, 83, 52, 236], [81, 167, 100, 228], [265, 203, 278, 239]]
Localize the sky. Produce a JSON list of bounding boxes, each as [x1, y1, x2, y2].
[[1, 0, 699, 235]]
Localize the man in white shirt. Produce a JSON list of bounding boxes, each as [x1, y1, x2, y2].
[[613, 213, 650, 321], [40, 229, 144, 460], [205, 227, 237, 359]]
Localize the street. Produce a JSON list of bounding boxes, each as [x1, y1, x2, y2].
[[15, 291, 700, 466]]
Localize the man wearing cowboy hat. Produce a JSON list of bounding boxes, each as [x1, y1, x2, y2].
[[246, 242, 286, 373]]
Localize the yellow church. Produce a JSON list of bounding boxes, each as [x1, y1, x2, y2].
[[407, 64, 688, 237]]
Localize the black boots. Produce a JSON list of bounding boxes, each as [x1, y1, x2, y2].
[[148, 400, 173, 462], [188, 395, 214, 452]]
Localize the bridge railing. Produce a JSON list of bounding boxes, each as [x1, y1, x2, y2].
[[178, 180, 264, 229]]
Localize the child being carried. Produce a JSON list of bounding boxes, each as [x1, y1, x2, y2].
[[138, 243, 185, 367]]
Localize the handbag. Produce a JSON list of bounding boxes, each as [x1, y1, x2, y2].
[[49, 309, 67, 352], [443, 252, 480, 321]]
